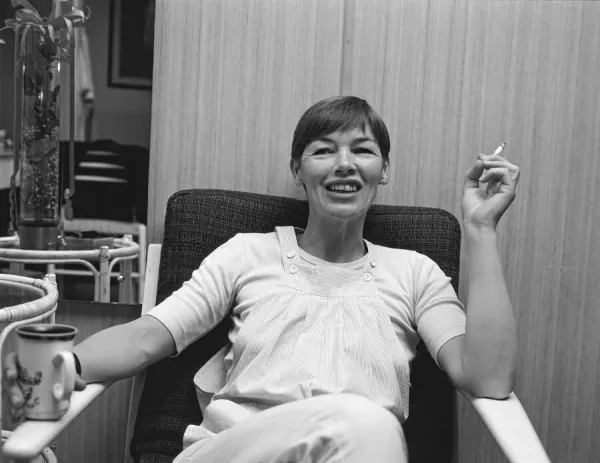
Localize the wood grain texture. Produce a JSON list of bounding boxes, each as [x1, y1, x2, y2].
[[54, 301, 139, 463], [148, 0, 345, 243], [148, 0, 600, 461]]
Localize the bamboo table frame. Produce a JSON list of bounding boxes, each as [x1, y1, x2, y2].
[[0, 235, 139, 303]]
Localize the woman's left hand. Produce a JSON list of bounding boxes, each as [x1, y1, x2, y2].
[[461, 152, 521, 230]]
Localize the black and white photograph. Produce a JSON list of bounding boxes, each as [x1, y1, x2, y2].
[[0, 1, 598, 462]]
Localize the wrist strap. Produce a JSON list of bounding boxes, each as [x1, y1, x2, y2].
[[73, 352, 82, 376]]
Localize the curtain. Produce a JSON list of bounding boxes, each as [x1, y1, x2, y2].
[[60, 0, 95, 142]]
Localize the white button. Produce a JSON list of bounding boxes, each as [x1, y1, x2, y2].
[[287, 250, 296, 258], [289, 265, 298, 274], [363, 272, 373, 282], [370, 260, 377, 268]]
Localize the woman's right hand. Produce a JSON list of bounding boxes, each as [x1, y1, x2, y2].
[[3, 352, 87, 421]]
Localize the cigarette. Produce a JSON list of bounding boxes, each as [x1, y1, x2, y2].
[[493, 142, 507, 156]]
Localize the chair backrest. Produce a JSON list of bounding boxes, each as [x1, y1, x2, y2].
[[59, 140, 149, 224], [131, 189, 461, 463]]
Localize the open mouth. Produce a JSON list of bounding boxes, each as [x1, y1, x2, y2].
[[325, 184, 362, 195]]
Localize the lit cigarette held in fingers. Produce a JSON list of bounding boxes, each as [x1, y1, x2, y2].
[[493, 142, 507, 156]]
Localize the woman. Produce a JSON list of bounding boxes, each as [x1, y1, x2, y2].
[[5, 96, 519, 462]]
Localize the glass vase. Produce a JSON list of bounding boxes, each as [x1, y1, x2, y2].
[[17, 27, 61, 250]]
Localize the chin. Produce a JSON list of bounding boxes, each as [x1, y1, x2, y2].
[[322, 203, 368, 221], [309, 190, 375, 221]]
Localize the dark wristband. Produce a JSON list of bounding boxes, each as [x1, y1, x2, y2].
[[73, 352, 82, 376]]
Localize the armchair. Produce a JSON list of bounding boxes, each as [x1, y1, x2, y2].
[[2, 189, 551, 463]]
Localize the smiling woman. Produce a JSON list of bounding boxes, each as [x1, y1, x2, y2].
[[140, 97, 470, 462], [8, 94, 521, 463], [289, 97, 391, 263]]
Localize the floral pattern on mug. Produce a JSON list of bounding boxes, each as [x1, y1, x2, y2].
[[16, 361, 42, 410]]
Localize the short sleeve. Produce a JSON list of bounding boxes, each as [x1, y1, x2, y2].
[[414, 254, 466, 367], [146, 234, 247, 354]]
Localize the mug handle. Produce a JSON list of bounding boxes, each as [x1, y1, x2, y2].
[[51, 351, 77, 401]]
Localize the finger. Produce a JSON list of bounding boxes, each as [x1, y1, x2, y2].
[[479, 158, 519, 174], [480, 159, 517, 170], [3, 353, 18, 381], [75, 376, 87, 391], [486, 179, 502, 197], [478, 153, 511, 163], [6, 384, 23, 408], [2, 380, 22, 407], [477, 152, 517, 166], [479, 167, 513, 185], [480, 161, 520, 180], [11, 406, 24, 424], [512, 168, 521, 183], [464, 160, 486, 189]]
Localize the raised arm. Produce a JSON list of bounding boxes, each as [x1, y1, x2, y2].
[[438, 226, 518, 399], [438, 150, 521, 399]]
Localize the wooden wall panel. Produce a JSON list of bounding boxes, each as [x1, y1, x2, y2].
[[314, 1, 600, 461], [148, 0, 345, 243], [149, 0, 600, 461]]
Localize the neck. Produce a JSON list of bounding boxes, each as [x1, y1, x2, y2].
[[297, 214, 367, 263]]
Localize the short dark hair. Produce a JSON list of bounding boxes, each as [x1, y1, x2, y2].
[[291, 96, 390, 163]]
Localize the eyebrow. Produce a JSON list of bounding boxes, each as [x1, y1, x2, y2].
[[310, 136, 376, 146], [352, 137, 376, 145], [311, 137, 335, 145]]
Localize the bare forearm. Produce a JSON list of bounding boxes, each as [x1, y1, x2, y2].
[[73, 316, 175, 384], [462, 225, 517, 397]]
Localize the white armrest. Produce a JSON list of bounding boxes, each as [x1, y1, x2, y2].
[[141, 244, 161, 315], [2, 382, 114, 460], [464, 391, 551, 463]]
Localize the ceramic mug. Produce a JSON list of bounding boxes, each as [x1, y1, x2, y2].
[[15, 324, 78, 420]]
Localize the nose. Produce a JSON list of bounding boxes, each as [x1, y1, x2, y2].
[[335, 148, 356, 174]]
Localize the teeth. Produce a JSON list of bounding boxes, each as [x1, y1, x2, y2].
[[328, 184, 358, 192]]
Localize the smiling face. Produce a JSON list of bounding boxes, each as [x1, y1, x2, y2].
[[290, 126, 390, 222]]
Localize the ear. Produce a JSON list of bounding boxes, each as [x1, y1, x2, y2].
[[380, 159, 390, 184], [290, 158, 301, 183]]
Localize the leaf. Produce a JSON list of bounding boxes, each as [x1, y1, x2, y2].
[[53, 85, 60, 102], [34, 70, 43, 86], [28, 137, 53, 162], [23, 74, 37, 95]]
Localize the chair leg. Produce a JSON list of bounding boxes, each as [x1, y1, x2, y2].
[[98, 247, 110, 302], [119, 259, 133, 303], [93, 272, 100, 302]]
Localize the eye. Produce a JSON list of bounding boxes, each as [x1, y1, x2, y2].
[[313, 148, 334, 155], [355, 147, 375, 154]]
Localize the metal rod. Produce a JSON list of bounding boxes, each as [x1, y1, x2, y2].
[[9, 25, 23, 236], [98, 246, 110, 302], [68, 31, 76, 199]]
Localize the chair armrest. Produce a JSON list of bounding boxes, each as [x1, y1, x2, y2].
[[2, 382, 114, 461], [464, 391, 551, 463], [140, 243, 161, 315]]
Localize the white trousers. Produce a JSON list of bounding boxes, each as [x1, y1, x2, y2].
[[174, 393, 408, 463]]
